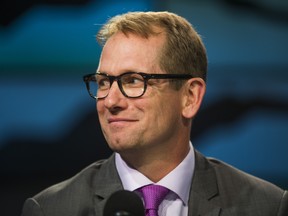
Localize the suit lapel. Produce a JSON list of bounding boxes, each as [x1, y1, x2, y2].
[[91, 154, 124, 215], [188, 151, 222, 216], [90, 151, 223, 216]]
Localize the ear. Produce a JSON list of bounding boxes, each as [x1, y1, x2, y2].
[[182, 78, 206, 119]]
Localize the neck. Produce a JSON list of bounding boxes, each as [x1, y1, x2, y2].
[[120, 141, 190, 182]]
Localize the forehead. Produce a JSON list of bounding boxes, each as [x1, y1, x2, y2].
[[99, 32, 166, 74]]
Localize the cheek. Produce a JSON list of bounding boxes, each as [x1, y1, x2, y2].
[[96, 102, 106, 124], [144, 100, 168, 126], [156, 97, 182, 123], [96, 101, 104, 113]]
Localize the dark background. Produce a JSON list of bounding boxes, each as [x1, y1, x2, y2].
[[1, 0, 288, 215]]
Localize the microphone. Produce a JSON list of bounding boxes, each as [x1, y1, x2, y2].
[[103, 190, 145, 216]]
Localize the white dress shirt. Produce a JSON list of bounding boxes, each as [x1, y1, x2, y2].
[[115, 142, 195, 216]]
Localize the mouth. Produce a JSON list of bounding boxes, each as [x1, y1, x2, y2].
[[107, 117, 138, 124]]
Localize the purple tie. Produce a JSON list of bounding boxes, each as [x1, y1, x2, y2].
[[138, 185, 169, 216]]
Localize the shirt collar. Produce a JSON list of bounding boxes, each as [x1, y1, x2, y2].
[[115, 142, 195, 205]]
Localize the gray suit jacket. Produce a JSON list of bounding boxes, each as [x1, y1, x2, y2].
[[21, 151, 288, 216]]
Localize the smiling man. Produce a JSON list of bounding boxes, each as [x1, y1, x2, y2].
[[21, 11, 287, 216], [96, 30, 201, 182]]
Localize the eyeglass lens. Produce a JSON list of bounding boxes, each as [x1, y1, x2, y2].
[[90, 73, 146, 99]]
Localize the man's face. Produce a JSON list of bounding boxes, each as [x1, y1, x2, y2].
[[96, 32, 186, 156]]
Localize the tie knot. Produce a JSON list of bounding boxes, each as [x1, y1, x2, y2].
[[138, 185, 169, 210]]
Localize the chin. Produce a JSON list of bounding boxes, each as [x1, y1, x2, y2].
[[108, 142, 138, 154], [108, 140, 129, 151]]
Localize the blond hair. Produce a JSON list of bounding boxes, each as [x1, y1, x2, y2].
[[97, 11, 207, 81]]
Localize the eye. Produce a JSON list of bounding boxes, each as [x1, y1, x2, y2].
[[121, 73, 144, 86], [96, 75, 110, 89]]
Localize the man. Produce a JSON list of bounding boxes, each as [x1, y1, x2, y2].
[[21, 11, 287, 216]]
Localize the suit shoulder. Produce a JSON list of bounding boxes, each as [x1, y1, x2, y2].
[[29, 158, 113, 216], [35, 159, 108, 198], [192, 151, 287, 214], [207, 157, 284, 195]]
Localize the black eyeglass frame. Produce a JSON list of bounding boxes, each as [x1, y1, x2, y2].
[[83, 72, 193, 99]]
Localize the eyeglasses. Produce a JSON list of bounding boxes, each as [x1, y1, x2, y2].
[[83, 72, 193, 99]]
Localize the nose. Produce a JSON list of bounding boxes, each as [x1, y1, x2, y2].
[[103, 81, 127, 112]]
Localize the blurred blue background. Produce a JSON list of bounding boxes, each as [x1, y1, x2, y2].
[[1, 0, 288, 215]]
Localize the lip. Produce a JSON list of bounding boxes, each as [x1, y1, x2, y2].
[[107, 117, 138, 124]]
